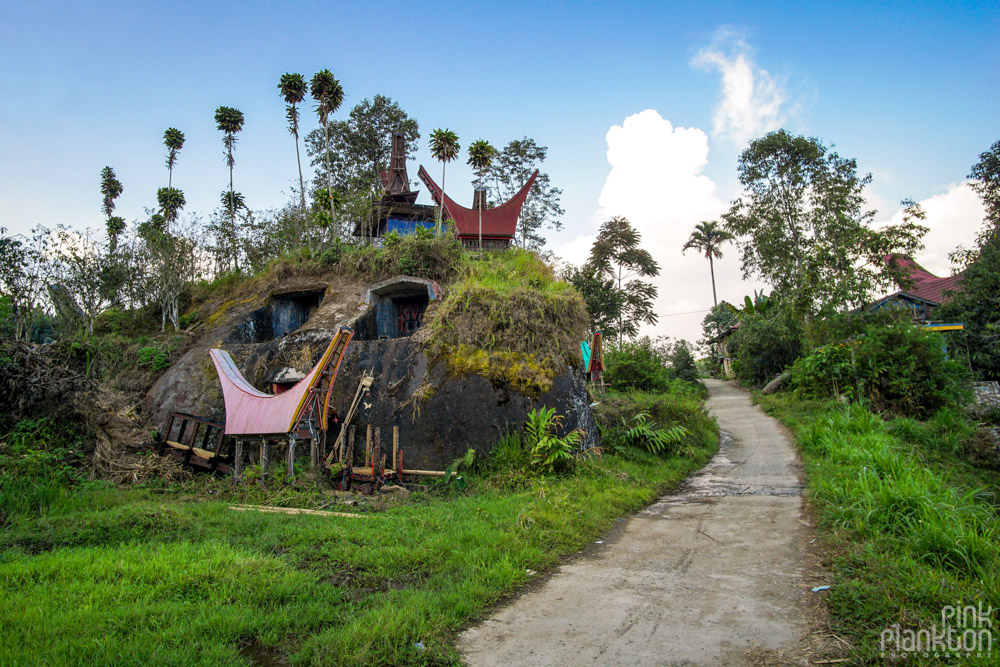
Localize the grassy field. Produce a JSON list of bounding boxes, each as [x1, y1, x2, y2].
[[757, 394, 1000, 664], [0, 430, 716, 665]]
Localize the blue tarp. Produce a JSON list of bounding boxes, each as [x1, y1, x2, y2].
[[581, 340, 591, 372]]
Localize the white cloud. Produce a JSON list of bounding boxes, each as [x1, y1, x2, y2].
[[593, 109, 763, 345], [692, 28, 787, 146], [882, 182, 986, 276]]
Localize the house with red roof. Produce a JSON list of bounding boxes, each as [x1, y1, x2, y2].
[[871, 255, 966, 320], [354, 131, 537, 250]]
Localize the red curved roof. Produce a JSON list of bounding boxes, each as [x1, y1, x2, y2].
[[883, 255, 965, 304], [417, 165, 537, 239]]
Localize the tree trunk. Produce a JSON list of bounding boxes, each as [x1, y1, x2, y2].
[[437, 163, 446, 235], [293, 109, 306, 219], [324, 122, 334, 229], [479, 198, 483, 248], [709, 254, 718, 307]]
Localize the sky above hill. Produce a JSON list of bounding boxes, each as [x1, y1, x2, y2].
[[1, 1, 997, 343]]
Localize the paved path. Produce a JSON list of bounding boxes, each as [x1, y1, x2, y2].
[[459, 380, 826, 666]]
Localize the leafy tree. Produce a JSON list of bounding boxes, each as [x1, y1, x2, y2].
[[310, 70, 344, 226], [141, 221, 200, 331], [564, 262, 623, 335], [668, 339, 699, 382], [700, 301, 738, 342], [588, 216, 660, 341], [682, 220, 734, 307], [429, 128, 460, 234], [728, 308, 804, 387], [723, 129, 927, 314], [163, 127, 185, 188], [939, 140, 1000, 379], [483, 138, 564, 250], [278, 73, 309, 217], [0, 226, 50, 341], [52, 227, 114, 335], [969, 139, 1000, 225], [467, 139, 496, 248], [305, 94, 420, 198], [100, 166, 124, 250], [214, 105, 245, 241]]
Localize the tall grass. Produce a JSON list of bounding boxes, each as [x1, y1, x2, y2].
[[759, 396, 1000, 663]]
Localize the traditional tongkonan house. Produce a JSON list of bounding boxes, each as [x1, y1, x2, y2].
[[355, 131, 538, 249], [417, 165, 537, 250]]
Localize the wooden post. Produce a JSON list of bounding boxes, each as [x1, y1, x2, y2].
[[310, 439, 318, 471], [347, 426, 355, 466], [286, 436, 296, 481], [365, 425, 372, 467], [392, 426, 399, 473], [260, 440, 269, 482], [234, 438, 244, 482]]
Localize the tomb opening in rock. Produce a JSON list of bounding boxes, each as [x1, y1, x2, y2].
[[228, 288, 325, 344], [354, 276, 443, 340]]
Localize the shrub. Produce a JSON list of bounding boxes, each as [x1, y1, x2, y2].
[[618, 412, 689, 454], [668, 340, 699, 381], [593, 383, 716, 456], [728, 310, 804, 387], [136, 346, 171, 371], [604, 337, 672, 392], [525, 406, 582, 474], [788, 322, 970, 418]]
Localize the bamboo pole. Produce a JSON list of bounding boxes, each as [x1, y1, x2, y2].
[[228, 504, 367, 518]]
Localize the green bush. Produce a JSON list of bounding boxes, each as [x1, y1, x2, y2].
[[668, 340, 699, 381], [728, 310, 804, 387], [788, 322, 970, 418], [594, 383, 716, 456], [604, 337, 672, 392], [136, 345, 170, 371]]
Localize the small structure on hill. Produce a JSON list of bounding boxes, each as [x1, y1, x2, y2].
[[356, 131, 538, 249]]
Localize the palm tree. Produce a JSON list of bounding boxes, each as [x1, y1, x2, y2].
[[163, 127, 185, 188], [309, 70, 344, 225], [682, 220, 735, 307], [214, 106, 245, 232], [100, 166, 124, 250], [467, 139, 495, 248], [429, 129, 460, 234], [157, 187, 186, 229], [278, 73, 308, 217]]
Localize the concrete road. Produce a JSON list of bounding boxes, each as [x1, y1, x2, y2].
[[458, 380, 827, 666]]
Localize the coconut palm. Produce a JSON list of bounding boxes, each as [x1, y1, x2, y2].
[[467, 139, 495, 248], [214, 106, 245, 231], [429, 129, 460, 234], [278, 73, 309, 217], [163, 127, 185, 188], [309, 70, 344, 225], [681, 220, 735, 307]]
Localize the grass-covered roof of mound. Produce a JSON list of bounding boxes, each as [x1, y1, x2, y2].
[[185, 234, 588, 395]]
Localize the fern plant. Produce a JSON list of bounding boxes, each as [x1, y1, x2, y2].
[[525, 406, 582, 474], [621, 412, 689, 454]]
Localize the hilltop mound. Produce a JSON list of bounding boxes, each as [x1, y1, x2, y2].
[[147, 237, 596, 469]]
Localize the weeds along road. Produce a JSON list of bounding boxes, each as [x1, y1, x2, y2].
[[459, 379, 830, 666]]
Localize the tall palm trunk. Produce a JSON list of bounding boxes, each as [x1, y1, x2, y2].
[[324, 122, 335, 229], [709, 254, 718, 307], [479, 199, 483, 248], [293, 107, 306, 218], [438, 163, 449, 235]]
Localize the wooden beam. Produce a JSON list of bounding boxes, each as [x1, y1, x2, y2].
[[228, 504, 367, 518], [392, 426, 398, 473]]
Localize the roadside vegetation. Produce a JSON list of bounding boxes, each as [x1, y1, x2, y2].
[[758, 394, 999, 663]]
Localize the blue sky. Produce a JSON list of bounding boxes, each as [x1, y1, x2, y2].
[[1, 1, 997, 340]]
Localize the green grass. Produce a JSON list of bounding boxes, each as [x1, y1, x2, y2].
[[757, 394, 1000, 664], [0, 439, 715, 666]]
